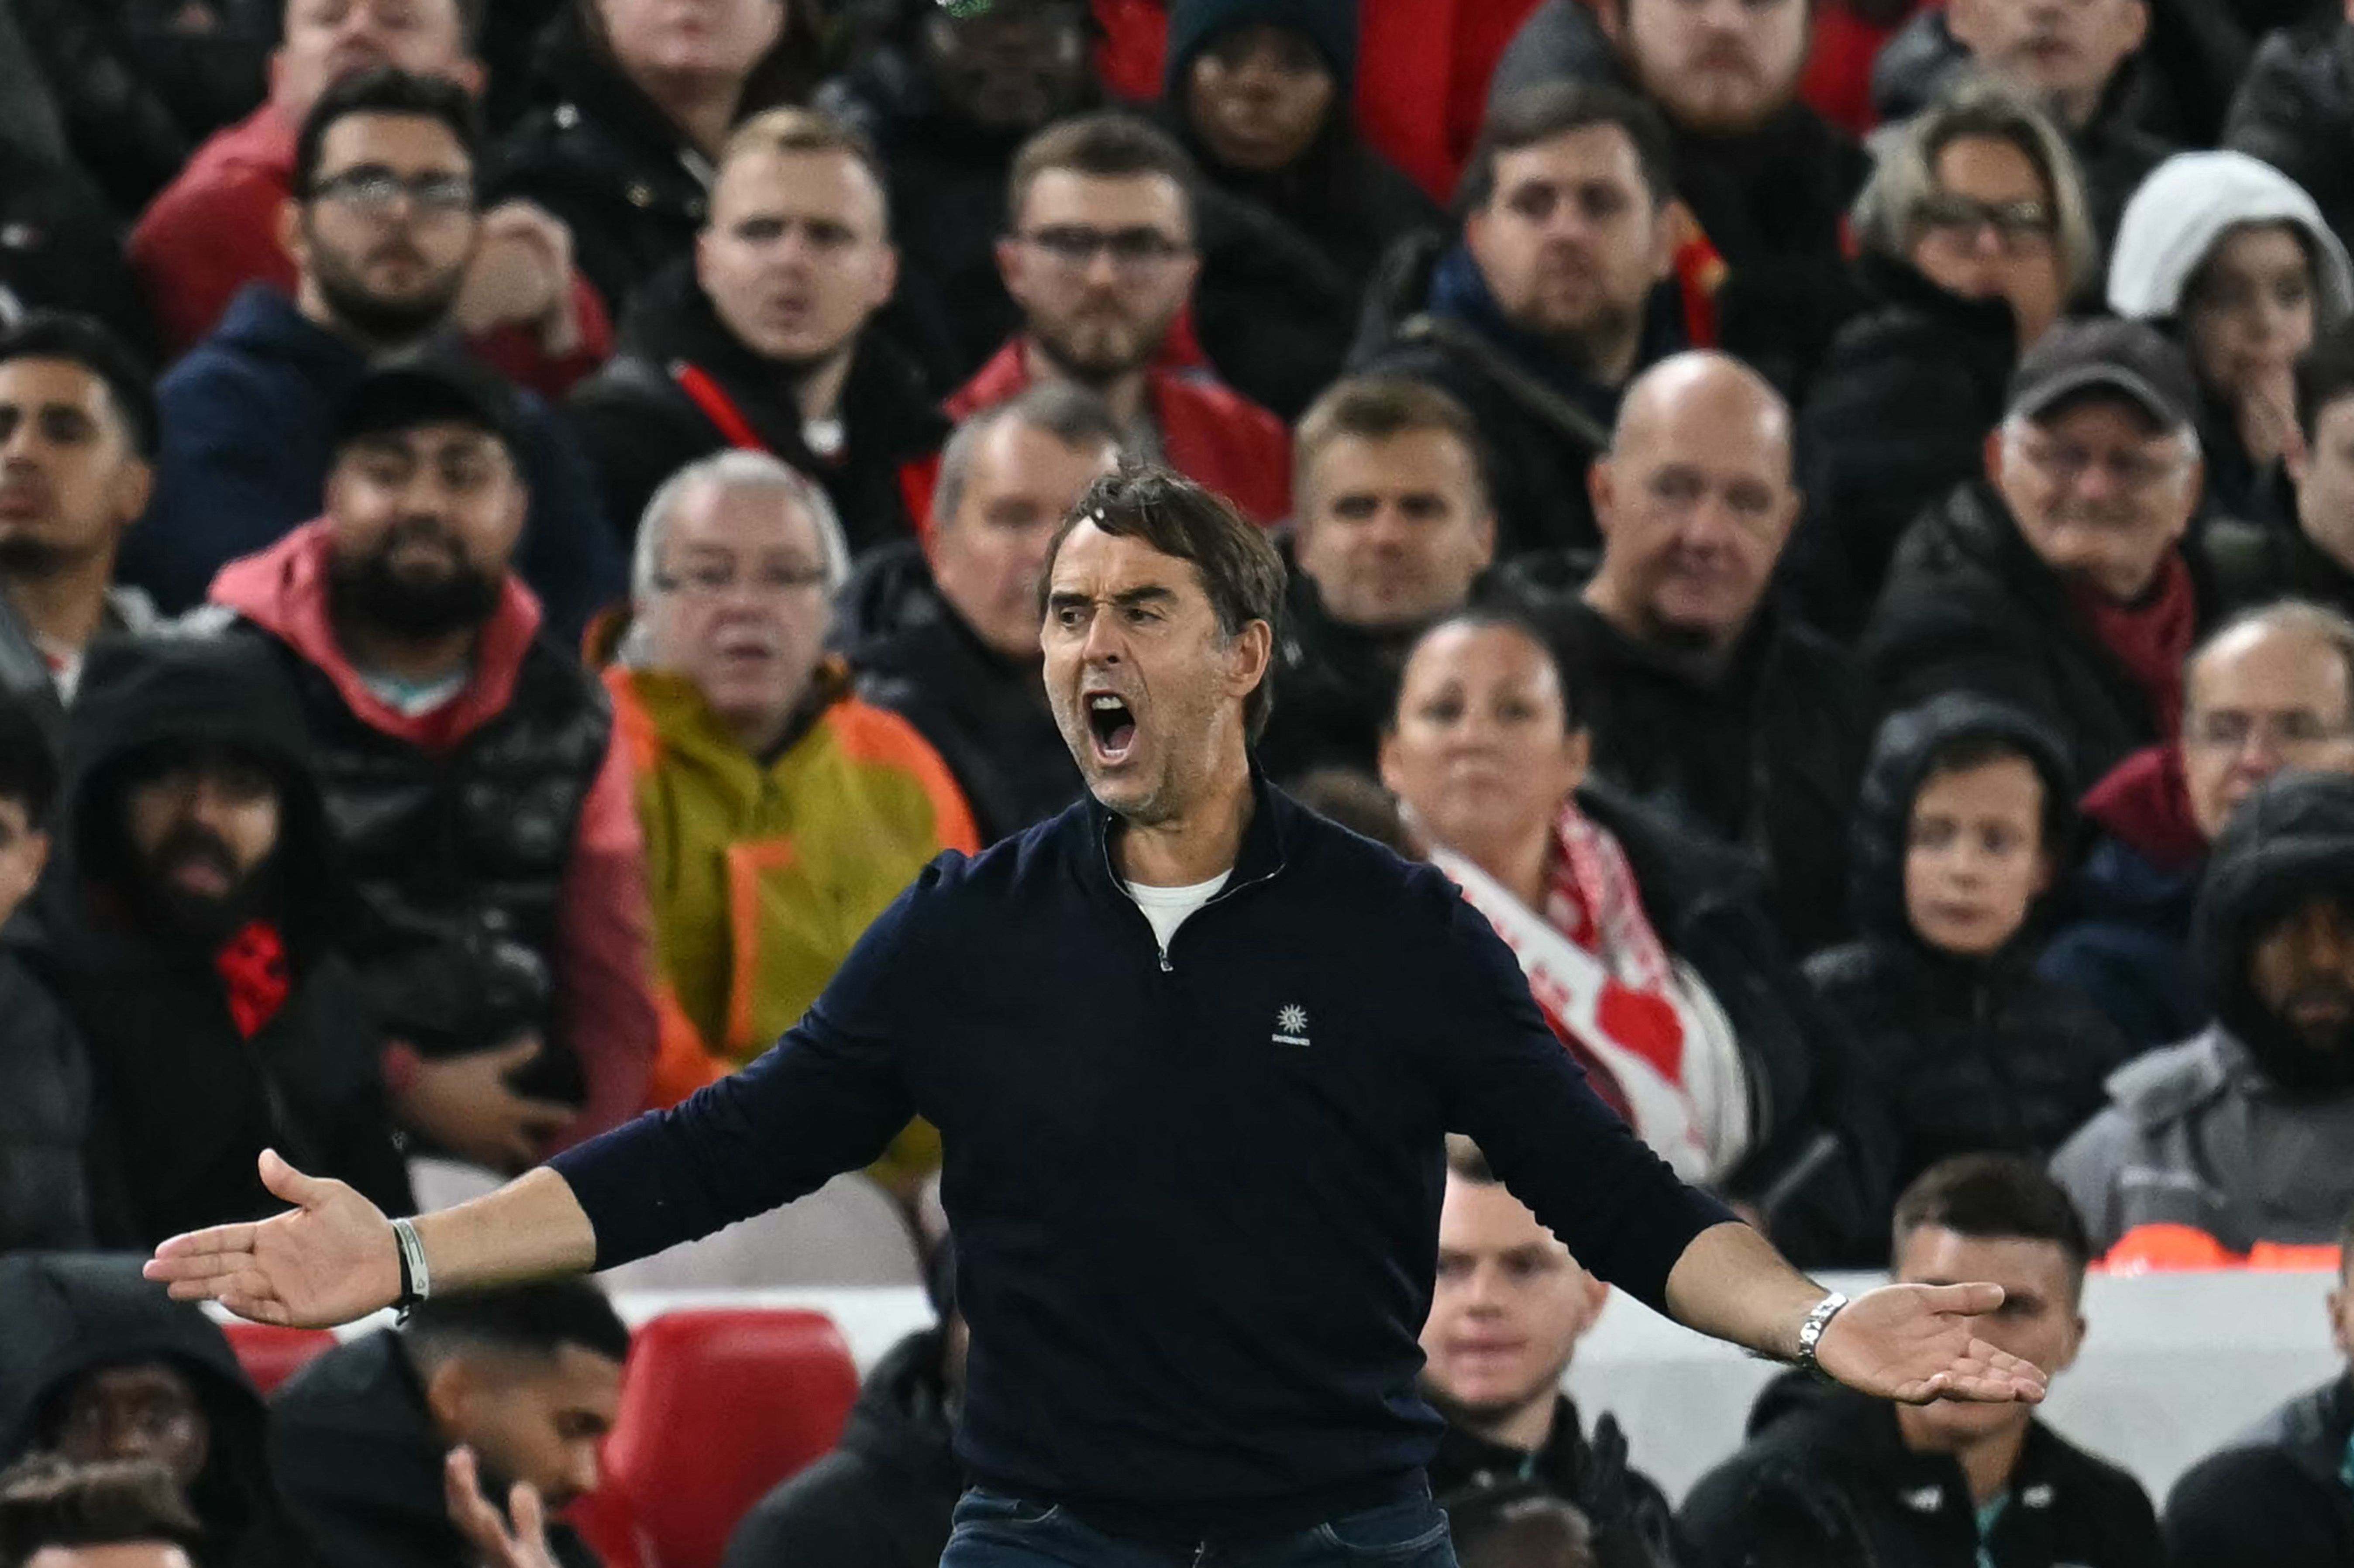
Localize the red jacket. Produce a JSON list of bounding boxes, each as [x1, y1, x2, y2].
[[209, 523, 657, 1149], [909, 339, 1291, 528], [131, 106, 613, 398]]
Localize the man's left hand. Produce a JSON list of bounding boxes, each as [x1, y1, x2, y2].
[[1811, 1283, 2049, 1405], [455, 202, 581, 356]]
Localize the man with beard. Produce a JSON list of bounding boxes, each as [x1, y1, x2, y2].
[[1420, 1139, 1683, 1568], [566, 106, 946, 555], [268, 1281, 625, 1568], [10, 630, 412, 1248], [134, 67, 623, 643], [1865, 318, 2214, 792], [2055, 767, 2354, 1252], [0, 314, 159, 717], [208, 357, 656, 1174], [920, 111, 1291, 526]]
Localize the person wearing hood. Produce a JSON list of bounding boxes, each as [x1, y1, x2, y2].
[[1793, 695, 2131, 1267], [1681, 1154, 2159, 1568], [16, 631, 412, 1248], [565, 105, 946, 556], [2108, 150, 2354, 540], [2162, 1205, 2354, 1567], [723, 1237, 967, 1568], [0, 1253, 308, 1568], [2052, 765, 2354, 1251], [1158, 0, 1442, 421], [1350, 81, 1686, 561], [1862, 317, 2215, 792], [1257, 375, 1494, 785], [492, 0, 824, 322], [2041, 602, 2354, 1051], [840, 385, 1115, 844], [269, 1280, 626, 1568], [1866, 0, 2173, 247], [1786, 79, 2096, 641], [134, 67, 626, 646]]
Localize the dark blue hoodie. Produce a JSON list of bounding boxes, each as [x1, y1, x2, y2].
[[552, 777, 1732, 1538], [131, 284, 623, 643]]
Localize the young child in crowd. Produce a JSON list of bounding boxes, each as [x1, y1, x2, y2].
[[1797, 693, 2134, 1265]]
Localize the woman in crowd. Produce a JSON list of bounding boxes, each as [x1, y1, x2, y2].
[[2109, 148, 2354, 536], [1790, 77, 2095, 638]]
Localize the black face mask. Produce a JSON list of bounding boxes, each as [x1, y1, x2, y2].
[[327, 516, 503, 641]]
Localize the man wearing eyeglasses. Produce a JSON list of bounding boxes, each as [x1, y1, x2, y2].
[[135, 67, 624, 646], [917, 111, 1291, 528], [206, 356, 657, 1180], [2043, 602, 2354, 1051], [1864, 317, 2215, 792]]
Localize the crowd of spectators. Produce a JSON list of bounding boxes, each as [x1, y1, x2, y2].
[[3, 0, 2354, 1564]]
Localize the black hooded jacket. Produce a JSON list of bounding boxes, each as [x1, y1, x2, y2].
[[1795, 695, 2132, 1265], [0, 1252, 310, 1568], [836, 540, 1081, 845], [11, 633, 410, 1248], [2164, 1376, 2354, 1568], [0, 944, 95, 1255], [1425, 1395, 1683, 1568], [2195, 767, 2354, 1088], [722, 1327, 961, 1568], [270, 1329, 601, 1568], [1679, 1369, 2161, 1568], [565, 258, 950, 553]]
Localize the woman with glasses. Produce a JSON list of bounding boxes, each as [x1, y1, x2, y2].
[[1789, 77, 2095, 640], [2109, 149, 2354, 538]]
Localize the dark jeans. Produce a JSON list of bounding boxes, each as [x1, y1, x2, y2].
[[940, 1489, 1459, 1568]]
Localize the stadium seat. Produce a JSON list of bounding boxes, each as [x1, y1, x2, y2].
[[221, 1322, 337, 1394], [582, 1309, 861, 1568], [2245, 1242, 2344, 1272], [2096, 1223, 2240, 1273]]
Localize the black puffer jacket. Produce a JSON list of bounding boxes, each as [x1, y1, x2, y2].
[[2164, 1377, 2354, 1568], [1862, 480, 2208, 790], [722, 1328, 960, 1568], [566, 258, 948, 553], [0, 956, 94, 1255], [1681, 1370, 2162, 1568], [1427, 1395, 1683, 1568], [2225, 19, 2354, 268], [17, 633, 411, 1247], [836, 540, 1081, 845], [0, 1252, 311, 1568], [1787, 254, 2017, 641], [1795, 695, 2133, 1265]]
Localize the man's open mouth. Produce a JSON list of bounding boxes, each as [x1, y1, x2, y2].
[[1086, 692, 1137, 760]]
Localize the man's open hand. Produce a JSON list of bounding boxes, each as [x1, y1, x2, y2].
[[142, 1150, 401, 1327], [1814, 1283, 2049, 1405]]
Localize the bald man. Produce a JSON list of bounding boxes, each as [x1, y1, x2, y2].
[[1509, 351, 1870, 952]]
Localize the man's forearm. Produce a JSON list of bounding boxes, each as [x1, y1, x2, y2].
[[1662, 1219, 1833, 1362], [411, 1168, 599, 1295]]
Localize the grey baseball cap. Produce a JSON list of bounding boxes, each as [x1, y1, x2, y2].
[[2006, 316, 2200, 430]]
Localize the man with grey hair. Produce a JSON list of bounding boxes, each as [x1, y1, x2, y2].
[[1864, 316, 2215, 790], [608, 448, 977, 1135], [841, 384, 1121, 842]]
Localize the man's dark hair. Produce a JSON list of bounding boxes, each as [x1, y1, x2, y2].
[[1458, 81, 1673, 215], [295, 67, 482, 202], [0, 312, 160, 461], [1007, 111, 1199, 234], [1394, 609, 1591, 734], [0, 695, 58, 828], [934, 383, 1125, 530], [2297, 326, 2354, 449], [1891, 1154, 2093, 1290], [1916, 729, 2069, 861], [0, 1457, 200, 1567], [1294, 377, 1492, 518], [1042, 465, 1284, 741], [400, 1280, 631, 1369]]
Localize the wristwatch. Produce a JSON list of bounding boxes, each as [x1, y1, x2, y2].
[[1796, 1290, 1850, 1379], [391, 1217, 431, 1323]]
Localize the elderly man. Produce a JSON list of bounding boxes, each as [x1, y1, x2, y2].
[[1865, 317, 2213, 791], [2043, 604, 2354, 1049], [1259, 377, 1495, 783], [843, 385, 1119, 844], [1523, 351, 1866, 953], [609, 450, 976, 1131]]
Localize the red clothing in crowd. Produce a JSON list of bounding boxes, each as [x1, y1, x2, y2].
[[2082, 743, 2209, 874], [2069, 552, 2199, 746], [905, 338, 1291, 528], [209, 523, 657, 1149], [131, 106, 613, 398]]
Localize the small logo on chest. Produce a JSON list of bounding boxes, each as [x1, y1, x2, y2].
[[1272, 1005, 1311, 1047]]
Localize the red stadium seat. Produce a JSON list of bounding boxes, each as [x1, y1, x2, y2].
[[221, 1323, 337, 1395], [2095, 1223, 2240, 1274], [2245, 1242, 2344, 1272], [579, 1309, 860, 1568]]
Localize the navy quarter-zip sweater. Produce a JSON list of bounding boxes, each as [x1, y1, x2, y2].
[[550, 776, 1735, 1537]]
